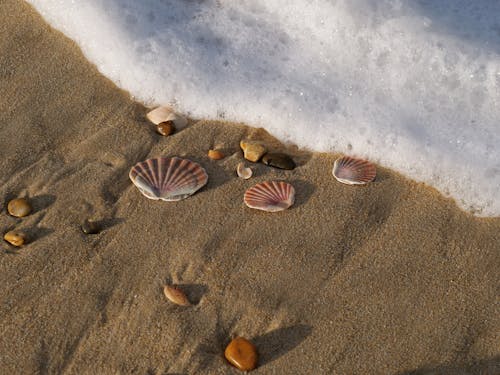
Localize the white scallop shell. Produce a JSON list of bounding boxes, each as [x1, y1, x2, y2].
[[332, 156, 376, 185], [146, 106, 188, 128], [129, 157, 208, 201], [236, 162, 253, 179], [244, 181, 295, 212]]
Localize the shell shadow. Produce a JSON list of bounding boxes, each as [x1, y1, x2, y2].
[[30, 194, 56, 212], [290, 179, 316, 209], [252, 324, 312, 366], [23, 226, 55, 243], [176, 283, 208, 305], [98, 217, 125, 231]]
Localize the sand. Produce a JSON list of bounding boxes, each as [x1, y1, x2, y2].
[[0, 1, 499, 374]]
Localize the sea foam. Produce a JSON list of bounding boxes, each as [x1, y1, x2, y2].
[[26, 0, 500, 216]]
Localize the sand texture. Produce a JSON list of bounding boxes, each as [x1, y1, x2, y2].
[[1, 1, 499, 374]]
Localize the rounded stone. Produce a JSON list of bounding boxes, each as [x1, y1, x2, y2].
[[208, 149, 225, 160], [4, 231, 25, 247], [157, 121, 175, 136], [262, 153, 296, 170], [224, 337, 258, 371], [240, 140, 266, 163], [81, 219, 100, 235], [7, 198, 32, 217]]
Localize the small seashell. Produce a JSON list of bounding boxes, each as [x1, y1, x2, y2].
[[236, 162, 252, 179], [81, 219, 100, 234], [332, 156, 376, 185], [240, 140, 266, 162], [224, 337, 259, 371], [7, 198, 32, 217], [157, 121, 175, 136], [244, 181, 295, 212], [4, 231, 25, 247], [146, 106, 188, 128], [208, 149, 225, 160], [129, 157, 208, 201], [163, 285, 191, 306]]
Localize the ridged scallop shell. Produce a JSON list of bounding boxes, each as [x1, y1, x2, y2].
[[236, 162, 252, 179], [244, 181, 295, 212], [129, 157, 208, 201], [146, 106, 188, 128], [332, 156, 376, 185]]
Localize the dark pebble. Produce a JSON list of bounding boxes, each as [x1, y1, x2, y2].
[[81, 219, 100, 234], [261, 153, 296, 170]]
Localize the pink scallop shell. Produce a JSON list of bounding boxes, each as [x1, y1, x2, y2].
[[332, 156, 376, 185], [244, 181, 295, 212], [129, 157, 208, 201]]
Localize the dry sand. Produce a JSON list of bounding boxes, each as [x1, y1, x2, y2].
[[1, 1, 499, 374]]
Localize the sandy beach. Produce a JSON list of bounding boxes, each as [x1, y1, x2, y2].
[[1, 1, 499, 374]]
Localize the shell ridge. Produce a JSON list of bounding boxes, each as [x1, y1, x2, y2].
[[137, 162, 157, 189]]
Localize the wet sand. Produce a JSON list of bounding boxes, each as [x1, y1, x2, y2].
[[0, 1, 499, 374]]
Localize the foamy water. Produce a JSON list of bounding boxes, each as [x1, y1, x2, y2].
[[27, 0, 500, 216]]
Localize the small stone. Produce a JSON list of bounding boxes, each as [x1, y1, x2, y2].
[[4, 231, 25, 247], [240, 140, 266, 163], [224, 337, 258, 371], [163, 285, 191, 306], [157, 121, 175, 136], [208, 149, 225, 160], [81, 219, 100, 235], [262, 153, 296, 170], [7, 198, 32, 217]]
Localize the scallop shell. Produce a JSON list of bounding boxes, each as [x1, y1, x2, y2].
[[244, 181, 295, 212], [146, 106, 188, 128], [237, 162, 252, 179], [332, 156, 376, 185], [129, 157, 208, 201]]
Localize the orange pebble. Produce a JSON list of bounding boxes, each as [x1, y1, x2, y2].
[[224, 337, 258, 371], [208, 149, 225, 160]]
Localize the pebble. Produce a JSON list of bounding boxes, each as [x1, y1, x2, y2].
[[7, 198, 32, 217], [208, 149, 225, 160], [262, 153, 296, 170], [163, 285, 191, 306], [81, 219, 100, 234], [4, 231, 25, 247], [157, 121, 175, 136], [240, 140, 266, 162], [224, 337, 258, 371]]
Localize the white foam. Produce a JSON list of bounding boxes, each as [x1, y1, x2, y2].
[[27, 0, 500, 216]]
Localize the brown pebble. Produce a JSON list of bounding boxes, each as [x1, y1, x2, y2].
[[81, 219, 100, 235], [208, 149, 225, 160], [4, 231, 25, 247], [240, 140, 266, 162], [157, 121, 176, 136], [7, 198, 32, 218], [163, 285, 191, 306], [224, 337, 258, 371]]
